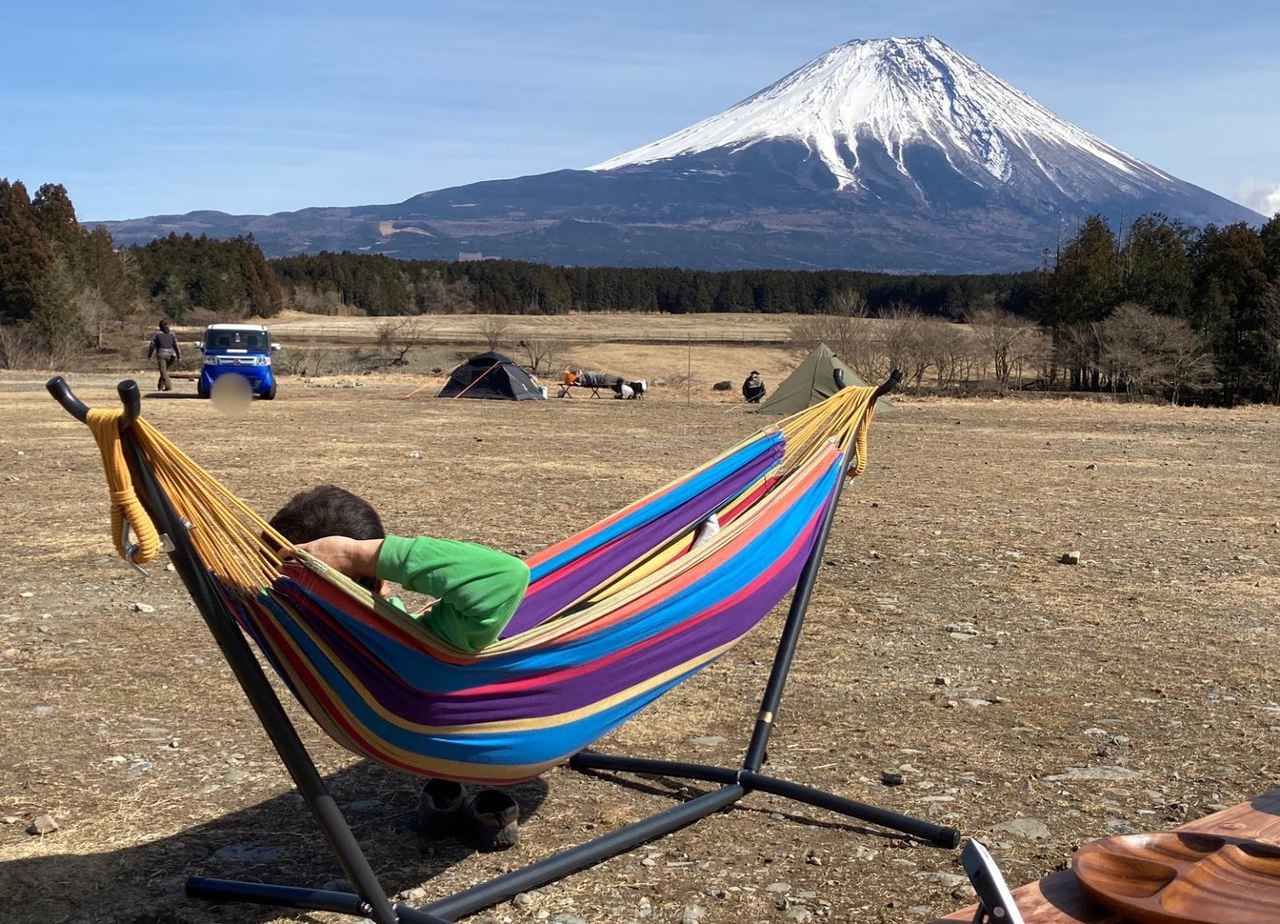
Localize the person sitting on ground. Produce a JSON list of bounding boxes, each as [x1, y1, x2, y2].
[[147, 319, 181, 392], [270, 484, 529, 654], [269, 484, 527, 849], [742, 370, 766, 403]]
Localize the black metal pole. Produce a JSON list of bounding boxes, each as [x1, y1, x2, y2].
[[46, 376, 89, 422], [742, 370, 902, 773], [53, 379, 401, 924], [421, 785, 745, 921], [185, 879, 455, 924], [185, 880, 379, 918], [737, 771, 958, 847], [569, 751, 738, 785], [569, 755, 958, 848]]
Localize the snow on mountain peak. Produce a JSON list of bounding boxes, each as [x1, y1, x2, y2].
[[591, 36, 1169, 194]]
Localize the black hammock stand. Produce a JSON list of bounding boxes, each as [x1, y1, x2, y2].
[[47, 371, 959, 924]]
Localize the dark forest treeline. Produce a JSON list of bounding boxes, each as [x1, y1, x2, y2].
[[271, 252, 1042, 318]]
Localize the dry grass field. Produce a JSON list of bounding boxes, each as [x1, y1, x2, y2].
[[1, 362, 1278, 924]]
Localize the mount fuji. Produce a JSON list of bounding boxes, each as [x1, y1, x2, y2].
[[100, 37, 1261, 272]]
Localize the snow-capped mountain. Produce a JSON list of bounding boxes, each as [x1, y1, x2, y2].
[[99, 37, 1261, 272], [593, 36, 1176, 205]]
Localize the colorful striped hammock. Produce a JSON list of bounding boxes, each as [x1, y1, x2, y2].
[[84, 386, 881, 785]]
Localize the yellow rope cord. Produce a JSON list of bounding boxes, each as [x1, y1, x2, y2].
[[86, 410, 162, 564], [82, 386, 881, 609]]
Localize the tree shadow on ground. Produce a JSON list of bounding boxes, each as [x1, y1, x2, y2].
[[0, 760, 548, 924]]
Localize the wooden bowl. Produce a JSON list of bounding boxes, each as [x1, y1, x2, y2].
[[1073, 832, 1280, 924]]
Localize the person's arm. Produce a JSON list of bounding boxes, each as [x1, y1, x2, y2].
[[293, 536, 382, 579], [377, 535, 529, 652], [173, 334, 181, 361]]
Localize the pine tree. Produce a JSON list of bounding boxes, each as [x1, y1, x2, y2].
[[0, 179, 53, 324], [1189, 223, 1272, 405]]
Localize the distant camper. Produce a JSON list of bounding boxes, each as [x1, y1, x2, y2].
[[148, 320, 181, 392], [742, 370, 766, 403]]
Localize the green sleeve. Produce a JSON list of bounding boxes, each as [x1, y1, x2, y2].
[[376, 535, 530, 653]]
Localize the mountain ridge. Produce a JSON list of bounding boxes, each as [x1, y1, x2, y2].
[[96, 37, 1262, 273]]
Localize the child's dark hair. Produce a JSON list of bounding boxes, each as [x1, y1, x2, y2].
[[270, 485, 385, 589], [270, 484, 386, 544]]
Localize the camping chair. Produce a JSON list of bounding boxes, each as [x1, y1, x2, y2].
[[557, 371, 604, 398], [47, 372, 958, 924]]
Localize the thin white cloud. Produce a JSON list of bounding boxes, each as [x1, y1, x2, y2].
[[1239, 181, 1280, 218]]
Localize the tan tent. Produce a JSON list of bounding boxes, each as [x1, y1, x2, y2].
[[758, 343, 893, 415]]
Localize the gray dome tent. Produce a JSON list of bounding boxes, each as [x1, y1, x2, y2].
[[438, 352, 545, 400], [758, 343, 893, 415]]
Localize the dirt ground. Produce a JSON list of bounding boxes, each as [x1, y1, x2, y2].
[[1, 366, 1278, 924]]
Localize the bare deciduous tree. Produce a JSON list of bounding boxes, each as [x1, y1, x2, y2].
[[480, 317, 510, 351], [971, 308, 1038, 390], [880, 306, 930, 386], [920, 321, 971, 388], [74, 287, 112, 351], [375, 317, 432, 367], [788, 291, 887, 382], [0, 324, 35, 370], [1101, 302, 1213, 402], [520, 338, 569, 375]]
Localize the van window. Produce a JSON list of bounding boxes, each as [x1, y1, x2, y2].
[[206, 329, 268, 351]]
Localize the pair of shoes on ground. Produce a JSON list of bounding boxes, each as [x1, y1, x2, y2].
[[417, 779, 519, 851]]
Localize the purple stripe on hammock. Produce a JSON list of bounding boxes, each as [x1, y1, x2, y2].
[[266, 495, 828, 727], [504, 441, 785, 636]]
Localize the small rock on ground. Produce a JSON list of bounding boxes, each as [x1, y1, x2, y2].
[[27, 814, 58, 835], [918, 871, 969, 889], [131, 602, 156, 613], [881, 771, 905, 786], [1060, 550, 1081, 565], [994, 816, 1051, 841], [681, 904, 707, 924]]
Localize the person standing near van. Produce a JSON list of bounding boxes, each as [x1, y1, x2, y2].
[[147, 320, 181, 391]]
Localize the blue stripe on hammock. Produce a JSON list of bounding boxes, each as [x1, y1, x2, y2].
[[527, 431, 784, 583]]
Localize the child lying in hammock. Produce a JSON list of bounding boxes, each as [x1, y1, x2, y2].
[[270, 484, 530, 653], [271, 484, 527, 850]]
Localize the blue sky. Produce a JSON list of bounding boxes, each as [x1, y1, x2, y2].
[[4, 0, 1278, 219]]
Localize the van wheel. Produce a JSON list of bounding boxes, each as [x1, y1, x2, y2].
[[197, 381, 210, 399], [262, 383, 277, 400]]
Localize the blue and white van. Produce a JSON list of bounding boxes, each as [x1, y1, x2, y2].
[[197, 323, 280, 400]]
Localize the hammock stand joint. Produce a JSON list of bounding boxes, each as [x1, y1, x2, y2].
[[47, 373, 959, 924]]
